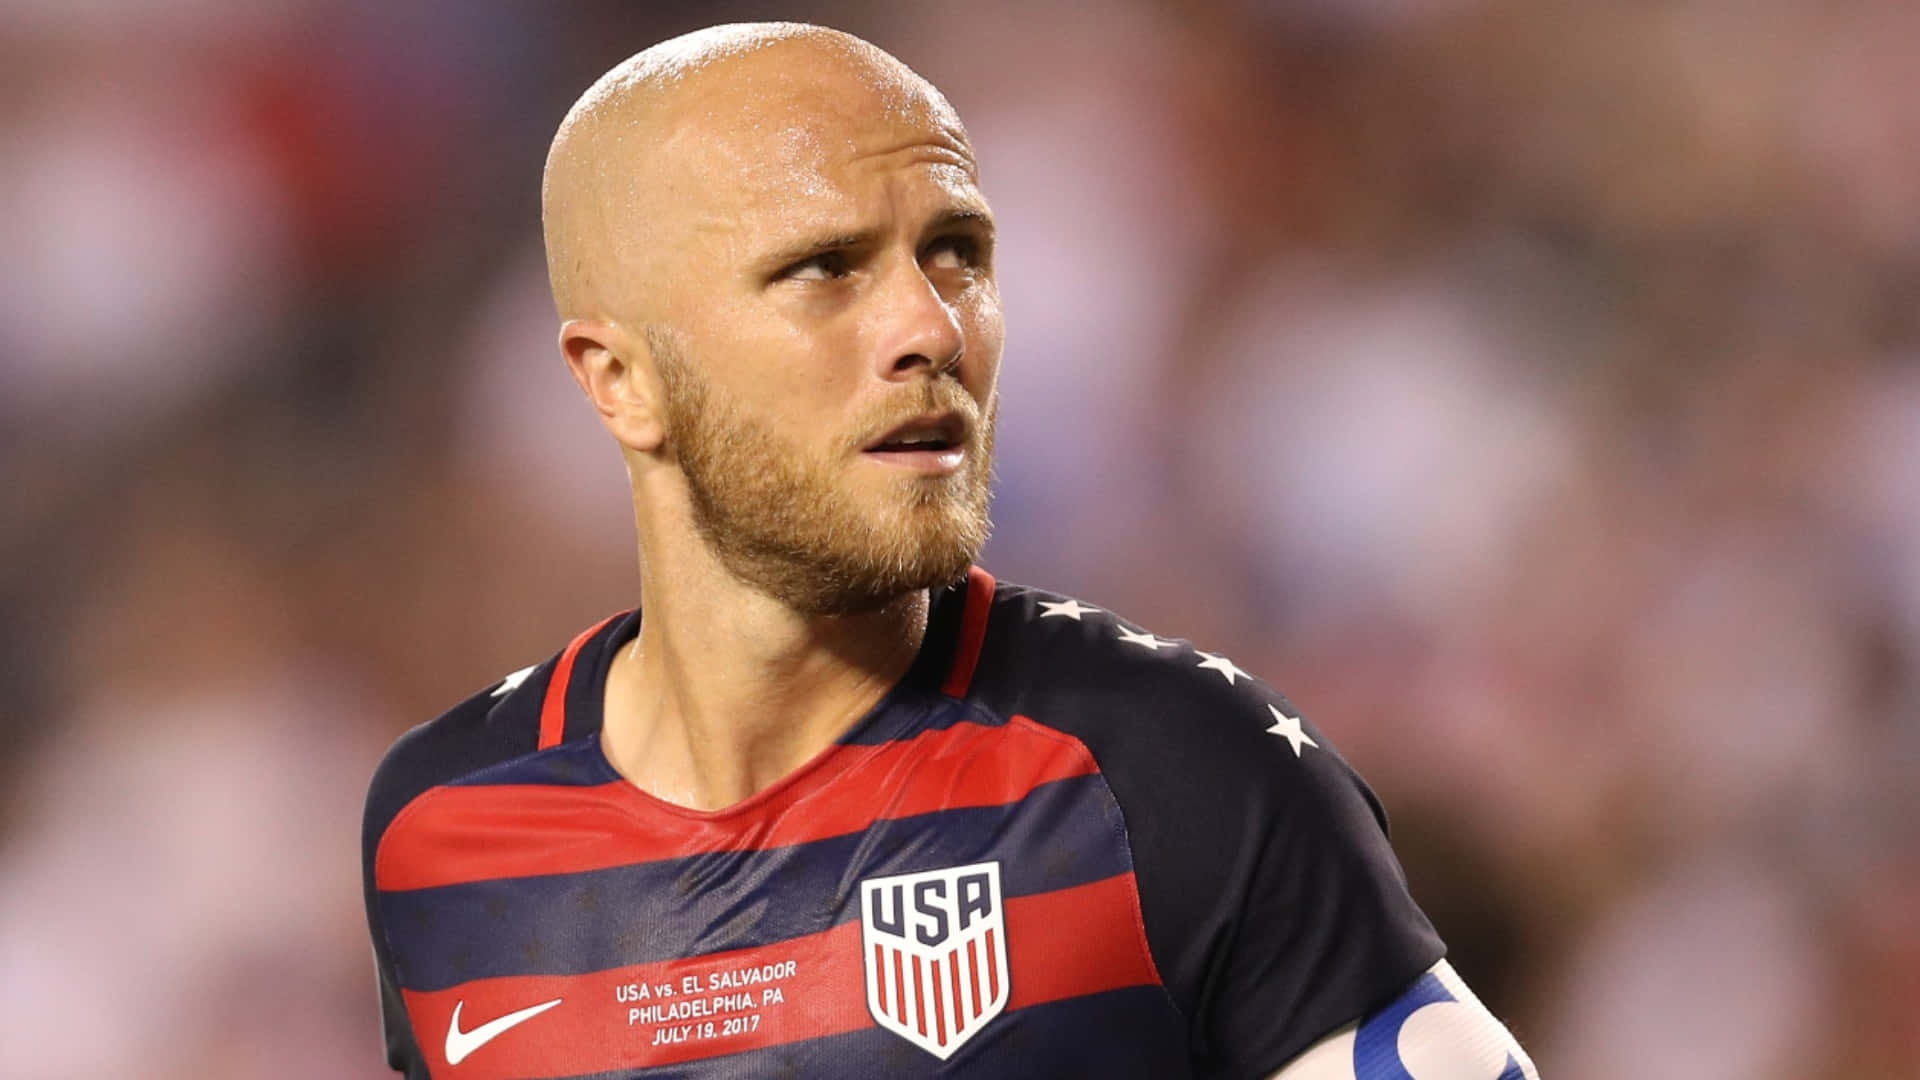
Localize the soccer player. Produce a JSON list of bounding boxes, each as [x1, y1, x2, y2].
[[362, 22, 1540, 1080]]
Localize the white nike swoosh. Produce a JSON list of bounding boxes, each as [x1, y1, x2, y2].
[[444, 997, 564, 1065]]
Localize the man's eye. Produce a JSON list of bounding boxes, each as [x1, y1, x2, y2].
[[923, 236, 980, 271], [782, 252, 851, 281]]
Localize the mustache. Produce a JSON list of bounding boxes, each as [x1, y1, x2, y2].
[[845, 381, 986, 452]]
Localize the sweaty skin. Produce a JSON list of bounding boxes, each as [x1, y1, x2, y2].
[[543, 25, 1004, 811]]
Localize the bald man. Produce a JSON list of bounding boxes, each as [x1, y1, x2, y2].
[[361, 23, 1539, 1080]]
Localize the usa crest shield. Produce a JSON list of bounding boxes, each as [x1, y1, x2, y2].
[[860, 861, 1009, 1058]]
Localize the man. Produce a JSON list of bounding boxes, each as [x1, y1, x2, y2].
[[362, 22, 1540, 1079]]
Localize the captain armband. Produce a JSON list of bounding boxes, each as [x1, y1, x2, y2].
[[1270, 960, 1540, 1080]]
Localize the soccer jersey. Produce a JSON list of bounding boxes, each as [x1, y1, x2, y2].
[[362, 568, 1443, 1078]]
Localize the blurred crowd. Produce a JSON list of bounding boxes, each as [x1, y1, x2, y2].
[[2, 1, 1916, 1077]]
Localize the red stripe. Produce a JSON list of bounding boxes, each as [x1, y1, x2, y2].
[[402, 918, 866, 1079], [377, 714, 1096, 891], [940, 566, 995, 698], [968, 937, 983, 1018], [893, 948, 907, 1028], [947, 944, 964, 1031], [913, 954, 928, 1036], [984, 927, 1000, 1003], [399, 873, 1157, 1077], [538, 614, 622, 750], [1003, 875, 1160, 1009], [931, 954, 947, 1046]]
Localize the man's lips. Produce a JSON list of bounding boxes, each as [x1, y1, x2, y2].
[[863, 410, 969, 454], [863, 444, 967, 473], [862, 410, 971, 474]]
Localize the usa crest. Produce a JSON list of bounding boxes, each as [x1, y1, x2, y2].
[[860, 861, 1009, 1058]]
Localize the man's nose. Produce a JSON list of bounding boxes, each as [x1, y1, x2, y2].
[[874, 259, 965, 380]]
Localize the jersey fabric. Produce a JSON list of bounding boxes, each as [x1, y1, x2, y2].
[[362, 568, 1444, 1079]]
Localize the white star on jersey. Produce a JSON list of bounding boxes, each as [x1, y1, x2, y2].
[[1195, 651, 1251, 686], [491, 664, 537, 698], [1266, 705, 1318, 756], [1037, 598, 1099, 621], [1115, 626, 1171, 650]]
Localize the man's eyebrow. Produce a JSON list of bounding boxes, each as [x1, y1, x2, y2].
[[926, 208, 994, 236], [756, 229, 877, 273], [758, 209, 995, 273]]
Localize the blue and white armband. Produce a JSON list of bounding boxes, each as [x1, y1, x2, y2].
[[1272, 961, 1540, 1080]]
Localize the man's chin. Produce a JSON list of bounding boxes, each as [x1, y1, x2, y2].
[[686, 467, 990, 616], [792, 519, 986, 617]]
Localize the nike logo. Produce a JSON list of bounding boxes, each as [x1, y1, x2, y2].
[[444, 997, 563, 1065]]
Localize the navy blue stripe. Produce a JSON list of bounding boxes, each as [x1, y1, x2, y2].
[[381, 772, 1131, 992], [835, 694, 1006, 746], [555, 986, 1191, 1080], [448, 738, 621, 788]]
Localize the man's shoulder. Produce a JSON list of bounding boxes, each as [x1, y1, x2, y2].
[[364, 611, 632, 840], [362, 654, 567, 854], [973, 580, 1309, 754], [967, 578, 1431, 1068], [968, 575, 1391, 827]]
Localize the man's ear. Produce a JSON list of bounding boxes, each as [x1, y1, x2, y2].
[[560, 318, 668, 453]]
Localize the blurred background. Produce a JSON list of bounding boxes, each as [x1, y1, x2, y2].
[[2, 1, 1917, 1076]]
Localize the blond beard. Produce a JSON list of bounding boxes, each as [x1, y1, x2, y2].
[[652, 331, 995, 616]]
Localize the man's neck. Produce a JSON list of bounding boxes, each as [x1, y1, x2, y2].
[[601, 559, 931, 812]]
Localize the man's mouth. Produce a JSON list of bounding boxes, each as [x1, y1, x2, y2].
[[863, 412, 970, 473]]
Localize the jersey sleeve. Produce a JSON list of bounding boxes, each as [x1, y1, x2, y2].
[[1186, 705, 1446, 1076], [967, 587, 1446, 1079]]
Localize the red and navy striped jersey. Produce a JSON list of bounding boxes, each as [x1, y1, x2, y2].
[[362, 568, 1443, 1078]]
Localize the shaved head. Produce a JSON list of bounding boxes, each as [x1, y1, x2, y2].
[[542, 23, 969, 324], [547, 23, 1001, 615]]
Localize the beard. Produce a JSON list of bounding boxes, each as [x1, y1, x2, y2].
[[652, 331, 996, 616]]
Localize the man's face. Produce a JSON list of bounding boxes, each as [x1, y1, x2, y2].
[[641, 67, 1003, 615]]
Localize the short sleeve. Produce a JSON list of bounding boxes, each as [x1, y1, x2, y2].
[[958, 587, 1449, 1077], [1187, 725, 1446, 1077], [1003, 674, 1447, 1076]]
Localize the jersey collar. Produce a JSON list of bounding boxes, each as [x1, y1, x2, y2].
[[536, 566, 995, 751]]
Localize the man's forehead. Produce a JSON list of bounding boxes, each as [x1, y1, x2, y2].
[[662, 57, 974, 178], [660, 70, 981, 227], [543, 25, 980, 315]]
